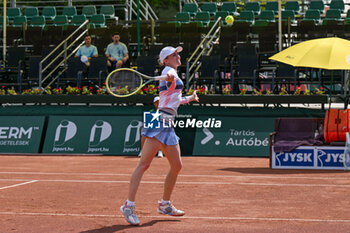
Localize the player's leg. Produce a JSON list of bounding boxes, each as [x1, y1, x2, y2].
[[121, 137, 161, 225], [138, 135, 146, 157], [157, 143, 184, 216], [128, 137, 161, 201]]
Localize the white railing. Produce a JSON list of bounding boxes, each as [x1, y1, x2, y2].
[[185, 17, 222, 90], [125, 0, 158, 21], [39, 20, 89, 88]]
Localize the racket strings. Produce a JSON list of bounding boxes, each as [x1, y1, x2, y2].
[[108, 70, 142, 96]]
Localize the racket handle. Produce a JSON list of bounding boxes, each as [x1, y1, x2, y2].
[[154, 75, 168, 81]]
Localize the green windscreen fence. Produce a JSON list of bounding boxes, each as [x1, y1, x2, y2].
[[42, 116, 142, 155], [0, 116, 45, 153]]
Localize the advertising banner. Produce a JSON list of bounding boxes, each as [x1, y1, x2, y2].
[[42, 116, 142, 155], [271, 146, 345, 170], [0, 116, 45, 153], [192, 116, 275, 157]]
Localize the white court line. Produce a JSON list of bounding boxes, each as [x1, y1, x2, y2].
[[0, 211, 350, 223], [0, 178, 349, 187], [0, 180, 37, 190], [0, 171, 348, 181], [240, 182, 350, 188], [0, 179, 231, 185]]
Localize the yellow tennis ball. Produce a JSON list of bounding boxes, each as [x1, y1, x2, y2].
[[225, 15, 234, 25]]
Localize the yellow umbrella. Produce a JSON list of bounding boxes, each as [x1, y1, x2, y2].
[[269, 37, 350, 70]]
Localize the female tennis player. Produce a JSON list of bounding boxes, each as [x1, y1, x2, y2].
[[120, 46, 199, 225]]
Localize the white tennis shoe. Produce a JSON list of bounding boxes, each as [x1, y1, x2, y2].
[[157, 201, 184, 216], [120, 203, 140, 225]]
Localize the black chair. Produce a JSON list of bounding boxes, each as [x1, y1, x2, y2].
[[2, 47, 26, 92], [43, 25, 64, 46], [27, 56, 42, 87], [61, 57, 84, 87], [87, 56, 107, 87], [6, 27, 23, 46], [136, 55, 158, 76], [24, 27, 43, 55], [196, 55, 221, 93], [231, 43, 259, 93], [212, 44, 233, 77], [232, 22, 251, 42]]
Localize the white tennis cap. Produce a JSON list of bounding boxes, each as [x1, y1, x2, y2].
[[159, 46, 183, 64], [153, 96, 160, 102]]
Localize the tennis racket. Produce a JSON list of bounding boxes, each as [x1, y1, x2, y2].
[[343, 132, 350, 170], [106, 68, 168, 98]]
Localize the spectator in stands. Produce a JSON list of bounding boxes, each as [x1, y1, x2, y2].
[[74, 35, 98, 77], [105, 32, 129, 73]]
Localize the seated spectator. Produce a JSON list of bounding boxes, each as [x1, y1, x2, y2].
[[75, 35, 98, 77], [105, 32, 129, 73]]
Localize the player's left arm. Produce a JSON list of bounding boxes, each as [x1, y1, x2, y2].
[[181, 90, 199, 104]]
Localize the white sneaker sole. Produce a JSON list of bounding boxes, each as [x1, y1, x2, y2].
[[157, 208, 185, 216]]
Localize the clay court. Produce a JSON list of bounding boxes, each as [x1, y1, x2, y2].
[[0, 155, 350, 233]]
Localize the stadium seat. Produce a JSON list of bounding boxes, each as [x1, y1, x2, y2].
[[136, 55, 158, 76], [82, 6, 97, 18], [175, 12, 191, 24], [322, 9, 342, 25], [129, 24, 149, 43], [7, 7, 21, 20], [63, 57, 84, 87], [265, 1, 278, 14], [345, 10, 350, 25], [254, 10, 275, 26], [71, 15, 87, 26], [27, 56, 42, 85], [304, 9, 321, 24], [24, 27, 43, 55], [0, 16, 9, 28], [62, 6, 77, 19], [6, 26, 23, 45], [285, 1, 300, 14], [86, 56, 107, 87], [237, 11, 255, 24], [90, 14, 106, 28], [281, 10, 296, 25], [12, 15, 27, 28], [201, 2, 217, 16], [231, 43, 259, 93], [53, 15, 69, 27], [309, 1, 325, 14], [273, 63, 297, 93], [30, 16, 45, 28], [245, 2, 260, 15], [221, 2, 238, 16], [196, 55, 221, 93], [24, 7, 39, 19], [195, 12, 211, 27], [330, 0, 345, 13], [42, 7, 56, 21], [99, 5, 115, 19], [215, 11, 230, 25], [43, 25, 63, 46], [183, 3, 198, 17]]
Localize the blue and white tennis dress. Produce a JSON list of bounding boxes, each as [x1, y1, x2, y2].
[[142, 66, 190, 145]]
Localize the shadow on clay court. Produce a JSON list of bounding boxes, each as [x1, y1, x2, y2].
[[79, 219, 180, 233], [218, 167, 346, 174]]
